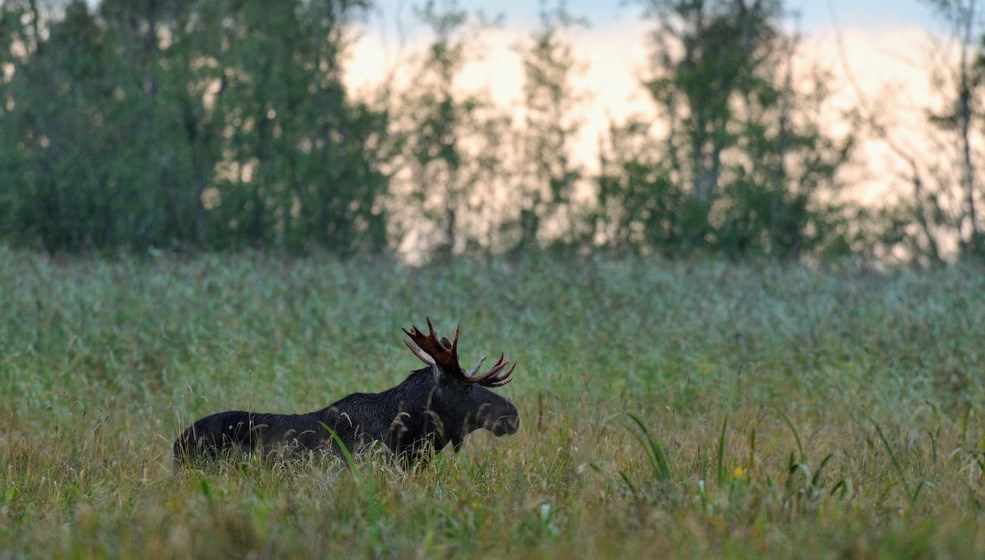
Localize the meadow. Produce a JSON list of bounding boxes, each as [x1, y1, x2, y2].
[[2, 248, 985, 558]]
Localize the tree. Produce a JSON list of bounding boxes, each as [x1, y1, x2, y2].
[[510, 0, 587, 253], [856, 0, 985, 265], [0, 0, 387, 254], [0, 0, 153, 251], [201, 0, 388, 253], [393, 0, 509, 261], [924, 0, 985, 259], [596, 118, 686, 254], [595, 0, 852, 258]]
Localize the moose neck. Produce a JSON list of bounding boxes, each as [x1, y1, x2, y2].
[[378, 367, 454, 455]]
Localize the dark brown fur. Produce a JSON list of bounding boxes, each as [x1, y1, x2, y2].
[[174, 349, 518, 468]]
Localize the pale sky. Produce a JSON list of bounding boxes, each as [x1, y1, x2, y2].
[[485, 0, 936, 29], [351, 1, 947, 106], [365, 1, 939, 32], [348, 0, 963, 202]]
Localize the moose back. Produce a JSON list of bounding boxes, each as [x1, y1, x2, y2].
[[173, 318, 518, 467]]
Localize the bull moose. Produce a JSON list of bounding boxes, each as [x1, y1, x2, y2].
[[173, 318, 518, 467]]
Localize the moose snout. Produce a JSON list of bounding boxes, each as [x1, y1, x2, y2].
[[474, 394, 519, 437], [488, 401, 520, 436], [491, 414, 520, 436]]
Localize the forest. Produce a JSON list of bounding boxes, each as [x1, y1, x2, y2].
[[0, 0, 981, 264]]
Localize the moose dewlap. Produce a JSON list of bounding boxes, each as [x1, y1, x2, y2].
[[173, 318, 519, 467]]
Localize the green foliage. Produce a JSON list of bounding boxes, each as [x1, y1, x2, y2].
[[866, 0, 985, 265], [391, 0, 511, 261], [622, 413, 674, 492], [507, 0, 588, 253], [0, 0, 972, 262], [2, 251, 985, 557], [596, 0, 854, 258], [0, 0, 387, 254], [596, 118, 692, 253]]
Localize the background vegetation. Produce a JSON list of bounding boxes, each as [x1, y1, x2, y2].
[[0, 0, 982, 263], [2, 251, 985, 557], [2, 0, 984, 557]]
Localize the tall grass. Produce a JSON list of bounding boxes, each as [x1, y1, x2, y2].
[[1, 249, 984, 558]]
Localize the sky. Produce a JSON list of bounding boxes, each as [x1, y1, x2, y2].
[[439, 0, 940, 30], [350, 1, 948, 106], [357, 0, 943, 45], [347, 0, 961, 201]]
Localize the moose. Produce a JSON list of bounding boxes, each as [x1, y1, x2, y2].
[[173, 318, 519, 467]]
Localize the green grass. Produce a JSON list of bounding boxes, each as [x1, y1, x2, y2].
[[2, 248, 985, 558]]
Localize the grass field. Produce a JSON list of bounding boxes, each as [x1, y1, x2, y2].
[[2, 248, 985, 558]]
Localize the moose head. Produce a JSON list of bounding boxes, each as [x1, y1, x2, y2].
[[402, 318, 520, 449]]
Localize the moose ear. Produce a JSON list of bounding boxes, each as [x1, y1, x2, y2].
[[430, 363, 463, 386], [431, 364, 446, 384]]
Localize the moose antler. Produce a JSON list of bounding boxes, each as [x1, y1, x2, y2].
[[402, 317, 516, 388]]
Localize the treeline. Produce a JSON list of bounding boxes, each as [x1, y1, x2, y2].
[[0, 0, 981, 263], [0, 0, 387, 254]]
